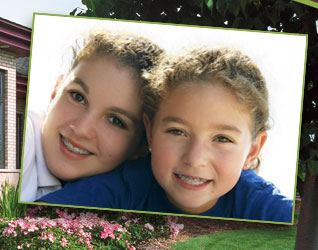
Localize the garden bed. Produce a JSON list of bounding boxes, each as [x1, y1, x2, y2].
[[139, 198, 301, 249]]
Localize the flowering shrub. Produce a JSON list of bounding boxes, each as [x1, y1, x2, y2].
[[166, 216, 185, 239], [0, 205, 184, 249]]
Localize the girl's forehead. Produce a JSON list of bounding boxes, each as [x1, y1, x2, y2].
[[68, 56, 136, 80], [58, 58, 141, 100], [87, 56, 139, 83], [165, 80, 235, 103], [171, 81, 250, 110], [159, 81, 254, 133]]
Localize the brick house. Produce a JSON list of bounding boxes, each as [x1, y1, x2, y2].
[[0, 17, 30, 186]]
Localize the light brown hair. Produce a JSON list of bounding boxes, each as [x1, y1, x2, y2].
[[143, 46, 269, 139], [68, 29, 164, 89]]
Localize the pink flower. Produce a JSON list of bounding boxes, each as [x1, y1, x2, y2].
[[144, 223, 154, 232], [47, 231, 56, 243], [60, 237, 69, 247], [132, 218, 139, 224], [56, 218, 70, 229], [120, 215, 127, 220], [124, 220, 131, 227], [166, 216, 178, 224], [100, 228, 115, 239], [47, 220, 57, 228], [165, 216, 184, 239], [125, 240, 136, 250], [168, 222, 184, 239], [28, 223, 39, 232], [40, 231, 47, 240], [87, 242, 94, 250], [2, 226, 17, 236]]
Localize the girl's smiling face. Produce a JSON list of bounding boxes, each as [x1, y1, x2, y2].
[[42, 56, 143, 180], [144, 82, 267, 214]]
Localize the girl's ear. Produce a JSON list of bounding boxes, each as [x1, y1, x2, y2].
[[143, 113, 152, 147], [50, 75, 64, 102], [243, 131, 267, 170]]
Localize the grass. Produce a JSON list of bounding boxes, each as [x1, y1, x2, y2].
[[171, 228, 297, 250], [0, 180, 28, 219]]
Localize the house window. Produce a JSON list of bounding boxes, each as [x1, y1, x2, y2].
[[0, 71, 5, 168], [16, 114, 24, 169]]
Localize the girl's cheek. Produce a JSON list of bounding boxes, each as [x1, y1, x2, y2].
[[153, 139, 176, 159], [50, 96, 72, 117], [98, 127, 131, 155], [211, 150, 240, 174]]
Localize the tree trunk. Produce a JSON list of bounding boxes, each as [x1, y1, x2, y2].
[[297, 176, 304, 198], [295, 166, 318, 250]]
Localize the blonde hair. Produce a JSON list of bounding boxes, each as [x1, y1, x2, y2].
[[143, 46, 269, 139]]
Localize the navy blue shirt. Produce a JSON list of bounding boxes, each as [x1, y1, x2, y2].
[[40, 156, 293, 223]]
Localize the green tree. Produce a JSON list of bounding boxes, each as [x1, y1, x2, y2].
[[72, 1, 318, 249]]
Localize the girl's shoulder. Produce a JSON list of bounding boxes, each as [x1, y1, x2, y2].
[[39, 155, 154, 209], [236, 170, 293, 223], [122, 155, 151, 172], [239, 169, 276, 191]]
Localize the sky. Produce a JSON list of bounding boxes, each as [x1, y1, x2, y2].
[[27, 14, 307, 199], [0, 0, 86, 27]]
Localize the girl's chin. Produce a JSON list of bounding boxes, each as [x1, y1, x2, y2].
[[49, 167, 77, 181], [167, 195, 208, 213], [168, 193, 218, 214]]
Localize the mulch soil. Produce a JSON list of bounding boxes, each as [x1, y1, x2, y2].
[[138, 198, 301, 250]]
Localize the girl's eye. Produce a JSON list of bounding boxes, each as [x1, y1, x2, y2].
[[107, 116, 126, 129], [167, 129, 186, 137], [69, 91, 85, 105], [214, 136, 233, 143]]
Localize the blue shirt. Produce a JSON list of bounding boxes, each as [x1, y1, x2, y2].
[[40, 156, 293, 223]]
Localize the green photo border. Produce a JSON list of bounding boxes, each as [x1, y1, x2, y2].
[[292, 0, 318, 9], [18, 12, 308, 226]]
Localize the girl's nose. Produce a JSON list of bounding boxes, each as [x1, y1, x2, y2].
[[70, 113, 97, 140], [182, 138, 210, 168]]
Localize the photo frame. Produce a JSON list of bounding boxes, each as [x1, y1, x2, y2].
[[19, 13, 307, 225]]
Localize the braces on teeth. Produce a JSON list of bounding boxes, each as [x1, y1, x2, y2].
[[176, 174, 208, 185], [62, 136, 91, 155]]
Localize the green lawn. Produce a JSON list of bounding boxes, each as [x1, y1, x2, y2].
[[171, 228, 296, 250]]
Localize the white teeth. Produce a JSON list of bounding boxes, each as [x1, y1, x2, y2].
[[176, 174, 208, 186], [61, 136, 92, 155]]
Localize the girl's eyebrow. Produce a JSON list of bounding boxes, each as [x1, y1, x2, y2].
[[73, 77, 89, 94], [162, 116, 242, 134], [162, 116, 188, 125], [212, 124, 242, 134]]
